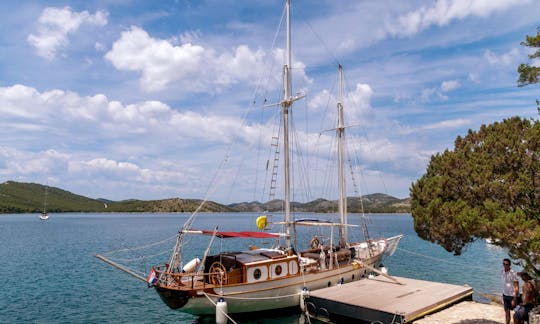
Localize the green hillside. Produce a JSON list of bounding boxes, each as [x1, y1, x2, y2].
[[0, 181, 107, 213], [0, 181, 410, 214], [0, 181, 222, 213]]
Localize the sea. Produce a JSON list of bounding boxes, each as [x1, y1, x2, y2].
[[0, 212, 512, 323]]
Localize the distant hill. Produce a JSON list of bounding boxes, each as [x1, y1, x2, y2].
[[0, 181, 410, 214], [0, 181, 228, 213]]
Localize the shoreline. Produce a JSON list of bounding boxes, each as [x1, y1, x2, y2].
[[413, 300, 505, 323]]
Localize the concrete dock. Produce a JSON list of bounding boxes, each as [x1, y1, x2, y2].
[[305, 275, 474, 323]]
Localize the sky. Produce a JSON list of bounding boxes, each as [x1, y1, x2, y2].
[[1, 0, 539, 204]]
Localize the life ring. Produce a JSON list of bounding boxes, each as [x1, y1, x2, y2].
[[310, 236, 320, 249]]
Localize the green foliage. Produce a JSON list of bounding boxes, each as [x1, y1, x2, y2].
[[410, 117, 540, 275], [518, 27, 540, 87], [518, 27, 540, 114], [518, 64, 540, 87]]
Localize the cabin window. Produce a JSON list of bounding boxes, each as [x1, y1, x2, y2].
[[247, 266, 268, 283], [270, 262, 288, 278], [253, 268, 262, 280]]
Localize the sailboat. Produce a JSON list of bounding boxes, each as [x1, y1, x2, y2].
[[147, 0, 403, 316], [39, 185, 49, 220]]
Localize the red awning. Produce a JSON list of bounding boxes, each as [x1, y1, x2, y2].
[[199, 230, 280, 239]]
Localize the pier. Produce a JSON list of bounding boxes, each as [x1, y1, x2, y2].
[[305, 275, 473, 323]]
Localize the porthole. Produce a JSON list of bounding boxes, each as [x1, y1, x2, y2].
[[253, 268, 262, 280], [275, 265, 282, 276], [247, 266, 267, 282]]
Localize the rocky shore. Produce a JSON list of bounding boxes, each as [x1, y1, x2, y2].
[[413, 301, 505, 323], [414, 300, 540, 324]]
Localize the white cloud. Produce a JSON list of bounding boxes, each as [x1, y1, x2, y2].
[[420, 79, 460, 102], [420, 87, 439, 102], [105, 26, 308, 93], [94, 42, 106, 52], [468, 73, 479, 83], [105, 27, 205, 92], [440, 80, 460, 92], [388, 0, 530, 37], [308, 89, 331, 111], [308, 83, 374, 124], [0, 84, 260, 150], [0, 147, 69, 176], [421, 118, 471, 131], [345, 83, 374, 122], [27, 7, 108, 60], [337, 39, 356, 51], [398, 117, 472, 135], [0, 83, 263, 199], [0, 145, 197, 199], [484, 48, 520, 66]]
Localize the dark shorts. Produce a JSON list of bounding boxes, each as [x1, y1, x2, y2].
[[503, 295, 514, 311], [514, 304, 534, 321]]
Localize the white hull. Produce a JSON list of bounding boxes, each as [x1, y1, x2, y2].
[[162, 255, 381, 315], [39, 213, 49, 220], [153, 234, 404, 315]]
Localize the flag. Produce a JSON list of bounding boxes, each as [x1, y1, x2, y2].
[[147, 267, 157, 285]]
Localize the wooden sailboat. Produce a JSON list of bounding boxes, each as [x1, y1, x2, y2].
[[39, 185, 49, 220], [149, 0, 403, 315]]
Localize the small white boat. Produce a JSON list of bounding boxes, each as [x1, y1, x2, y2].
[[39, 185, 49, 220]]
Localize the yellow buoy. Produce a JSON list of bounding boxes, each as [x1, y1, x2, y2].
[[256, 215, 267, 230]]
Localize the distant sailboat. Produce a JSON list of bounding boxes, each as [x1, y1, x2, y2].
[[39, 185, 49, 220]]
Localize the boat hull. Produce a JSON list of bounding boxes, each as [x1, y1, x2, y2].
[[154, 254, 381, 315]]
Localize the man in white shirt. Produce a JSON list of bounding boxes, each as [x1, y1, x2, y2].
[[501, 258, 519, 324]]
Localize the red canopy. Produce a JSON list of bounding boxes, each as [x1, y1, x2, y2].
[[200, 230, 280, 239]]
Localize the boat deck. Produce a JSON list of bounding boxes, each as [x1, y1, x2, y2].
[[305, 275, 473, 323]]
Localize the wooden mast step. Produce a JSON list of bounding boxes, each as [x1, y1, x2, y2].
[[305, 275, 473, 323]]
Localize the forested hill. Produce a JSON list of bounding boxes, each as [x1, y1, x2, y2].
[[0, 181, 410, 214]]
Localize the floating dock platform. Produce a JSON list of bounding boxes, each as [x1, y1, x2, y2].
[[305, 275, 473, 323]]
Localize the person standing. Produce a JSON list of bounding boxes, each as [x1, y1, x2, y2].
[[501, 258, 519, 324], [514, 271, 538, 324]]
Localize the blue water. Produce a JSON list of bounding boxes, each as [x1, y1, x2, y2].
[[0, 213, 511, 323]]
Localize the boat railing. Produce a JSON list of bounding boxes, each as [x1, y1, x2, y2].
[[153, 265, 242, 289], [153, 266, 205, 289]]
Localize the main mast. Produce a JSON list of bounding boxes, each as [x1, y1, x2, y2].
[[337, 64, 347, 246], [282, 0, 292, 248]]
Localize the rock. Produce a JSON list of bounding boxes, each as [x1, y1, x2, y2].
[[530, 306, 540, 324]]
